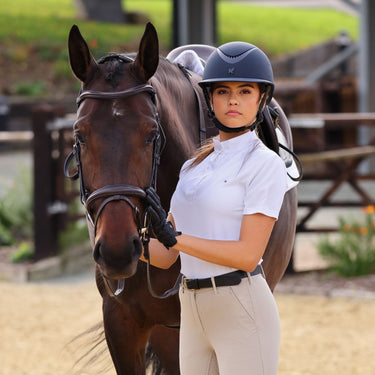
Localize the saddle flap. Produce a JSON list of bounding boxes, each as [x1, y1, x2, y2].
[[258, 104, 302, 184], [258, 106, 280, 154], [258, 105, 294, 167], [276, 127, 293, 168]]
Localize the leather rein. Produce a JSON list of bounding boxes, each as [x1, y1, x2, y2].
[[64, 55, 206, 300]]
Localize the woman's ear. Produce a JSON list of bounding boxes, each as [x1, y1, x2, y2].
[[259, 93, 267, 111], [258, 86, 270, 111], [209, 91, 215, 112]]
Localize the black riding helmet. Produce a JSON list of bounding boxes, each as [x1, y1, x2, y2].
[[199, 41, 274, 133]]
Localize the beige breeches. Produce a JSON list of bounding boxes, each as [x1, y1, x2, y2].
[[179, 274, 280, 375]]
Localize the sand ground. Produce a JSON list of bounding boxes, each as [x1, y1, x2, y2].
[[1, 270, 375, 375]]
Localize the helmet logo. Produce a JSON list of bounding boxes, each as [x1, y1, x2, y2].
[[228, 67, 235, 75]]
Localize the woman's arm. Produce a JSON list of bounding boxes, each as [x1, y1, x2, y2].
[[140, 238, 179, 269], [139, 213, 180, 269], [144, 188, 275, 272], [172, 213, 275, 272]]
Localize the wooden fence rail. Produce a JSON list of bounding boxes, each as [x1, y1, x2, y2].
[[291, 112, 375, 234]]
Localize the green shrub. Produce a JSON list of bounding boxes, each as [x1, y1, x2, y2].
[[0, 223, 14, 246], [53, 59, 72, 80], [59, 219, 89, 250], [0, 163, 89, 262], [0, 200, 14, 245], [317, 206, 375, 277], [6, 169, 33, 239], [10, 241, 34, 263], [0, 166, 33, 244], [13, 81, 46, 97]]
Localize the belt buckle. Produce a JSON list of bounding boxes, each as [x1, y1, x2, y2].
[[183, 277, 194, 290]]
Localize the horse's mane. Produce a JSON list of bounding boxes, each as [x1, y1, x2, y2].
[[154, 56, 194, 95]]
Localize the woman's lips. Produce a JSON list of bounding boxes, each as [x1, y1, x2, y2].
[[226, 110, 241, 116]]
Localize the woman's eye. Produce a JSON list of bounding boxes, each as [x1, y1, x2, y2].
[[216, 89, 227, 95]]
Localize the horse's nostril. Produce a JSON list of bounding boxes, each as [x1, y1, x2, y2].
[[93, 236, 142, 267], [132, 236, 142, 258], [93, 240, 104, 265]]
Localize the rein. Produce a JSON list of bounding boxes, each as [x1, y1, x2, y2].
[[64, 55, 206, 300]]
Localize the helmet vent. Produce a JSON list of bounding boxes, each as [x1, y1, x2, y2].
[[217, 48, 257, 64]]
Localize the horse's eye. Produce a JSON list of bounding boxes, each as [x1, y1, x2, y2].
[[145, 130, 158, 145], [74, 131, 86, 146]]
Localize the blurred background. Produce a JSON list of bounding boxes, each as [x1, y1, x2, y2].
[[2, 2, 375, 375], [0, 0, 374, 282]]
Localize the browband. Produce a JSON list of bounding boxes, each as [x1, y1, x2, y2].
[[76, 84, 155, 108]]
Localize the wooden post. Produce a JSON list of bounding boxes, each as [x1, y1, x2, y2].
[[73, 0, 125, 23], [32, 105, 58, 260], [172, 0, 217, 47], [358, 0, 375, 172]]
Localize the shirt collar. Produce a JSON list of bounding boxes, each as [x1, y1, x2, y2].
[[213, 131, 258, 153]]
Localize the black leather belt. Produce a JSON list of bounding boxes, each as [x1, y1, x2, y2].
[[182, 265, 262, 291]]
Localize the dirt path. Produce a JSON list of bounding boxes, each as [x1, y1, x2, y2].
[[1, 273, 375, 375]]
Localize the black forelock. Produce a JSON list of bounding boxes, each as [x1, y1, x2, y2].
[[97, 53, 133, 88]]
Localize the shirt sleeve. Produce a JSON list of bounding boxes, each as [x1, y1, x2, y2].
[[178, 158, 194, 178], [243, 151, 288, 220]]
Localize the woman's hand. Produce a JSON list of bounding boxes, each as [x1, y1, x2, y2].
[[146, 187, 181, 249]]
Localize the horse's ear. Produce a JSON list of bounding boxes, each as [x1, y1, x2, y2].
[[68, 24, 98, 83], [133, 22, 159, 81]]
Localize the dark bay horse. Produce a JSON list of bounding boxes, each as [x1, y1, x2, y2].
[[67, 22, 298, 374]]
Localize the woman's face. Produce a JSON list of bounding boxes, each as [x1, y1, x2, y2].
[[210, 81, 262, 137]]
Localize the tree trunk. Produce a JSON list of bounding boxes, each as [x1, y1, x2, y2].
[[74, 0, 125, 23]]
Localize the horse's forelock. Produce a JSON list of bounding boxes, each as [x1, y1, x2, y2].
[[95, 54, 184, 90], [97, 54, 133, 88]]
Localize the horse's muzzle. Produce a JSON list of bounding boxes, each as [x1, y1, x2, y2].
[[93, 234, 142, 279]]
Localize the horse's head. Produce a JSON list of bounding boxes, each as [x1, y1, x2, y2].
[[68, 23, 160, 280]]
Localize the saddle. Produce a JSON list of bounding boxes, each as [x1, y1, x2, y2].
[[166, 44, 216, 74], [167, 45, 302, 182]]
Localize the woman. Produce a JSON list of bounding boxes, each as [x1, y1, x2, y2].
[[145, 41, 294, 375]]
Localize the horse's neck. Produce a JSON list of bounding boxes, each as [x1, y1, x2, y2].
[[153, 64, 204, 204], [156, 66, 201, 149]]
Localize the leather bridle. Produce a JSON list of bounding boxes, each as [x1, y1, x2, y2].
[[64, 58, 167, 298], [64, 54, 206, 300], [64, 82, 160, 234]]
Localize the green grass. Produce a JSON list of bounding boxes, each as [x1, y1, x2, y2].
[[126, 1, 358, 56], [217, 4, 358, 56], [0, 0, 358, 56], [0, 1, 358, 96], [0, 0, 145, 58]]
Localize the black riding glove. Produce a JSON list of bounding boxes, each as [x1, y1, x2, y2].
[[145, 187, 181, 249]]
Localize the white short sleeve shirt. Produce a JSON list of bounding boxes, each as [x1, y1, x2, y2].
[[170, 131, 290, 279]]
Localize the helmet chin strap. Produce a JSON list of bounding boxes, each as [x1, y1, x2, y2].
[[212, 110, 264, 133]]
